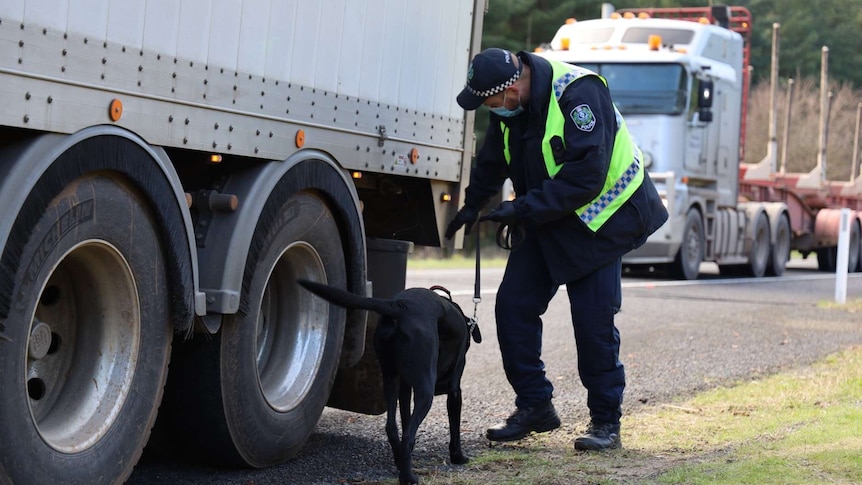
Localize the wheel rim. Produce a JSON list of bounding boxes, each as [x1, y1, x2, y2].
[[770, 218, 791, 273], [256, 241, 329, 412], [683, 218, 702, 275], [776, 222, 790, 261], [754, 219, 770, 267], [849, 225, 860, 271], [27, 241, 140, 453]]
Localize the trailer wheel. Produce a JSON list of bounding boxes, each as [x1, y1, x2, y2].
[[815, 220, 859, 273], [816, 248, 836, 272], [165, 191, 346, 468], [741, 212, 770, 278], [672, 209, 704, 280], [0, 175, 171, 484], [766, 214, 791, 276], [849, 221, 861, 273]]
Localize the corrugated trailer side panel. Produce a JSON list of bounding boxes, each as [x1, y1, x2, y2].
[[0, 0, 473, 182], [6, 0, 470, 119]]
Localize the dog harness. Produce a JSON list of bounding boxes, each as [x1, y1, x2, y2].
[[430, 285, 481, 344]]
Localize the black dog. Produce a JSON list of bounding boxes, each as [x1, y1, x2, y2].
[[297, 279, 481, 485]]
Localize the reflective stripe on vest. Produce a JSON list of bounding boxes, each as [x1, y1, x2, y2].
[[501, 60, 644, 232]]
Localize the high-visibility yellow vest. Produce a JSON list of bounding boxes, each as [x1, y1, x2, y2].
[[501, 60, 643, 232]]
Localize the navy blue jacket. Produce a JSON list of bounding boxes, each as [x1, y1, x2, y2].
[[464, 52, 668, 284]]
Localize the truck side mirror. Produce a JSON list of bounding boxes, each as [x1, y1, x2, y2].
[[698, 79, 714, 122], [698, 79, 713, 108]]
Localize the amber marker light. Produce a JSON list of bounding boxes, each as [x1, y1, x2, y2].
[[440, 193, 452, 202], [295, 129, 305, 148], [108, 99, 123, 121], [351, 171, 363, 179], [561, 38, 571, 50], [648, 35, 662, 51], [409, 147, 419, 164], [210, 154, 223, 163]]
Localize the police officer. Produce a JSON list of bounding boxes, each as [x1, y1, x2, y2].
[[445, 48, 667, 450]]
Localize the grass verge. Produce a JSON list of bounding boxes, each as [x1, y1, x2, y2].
[[413, 346, 862, 485], [408, 252, 508, 270]]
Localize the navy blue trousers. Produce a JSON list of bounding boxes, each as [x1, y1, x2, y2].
[[495, 232, 625, 425]]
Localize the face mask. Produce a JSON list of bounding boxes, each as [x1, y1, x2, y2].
[[490, 90, 524, 117]]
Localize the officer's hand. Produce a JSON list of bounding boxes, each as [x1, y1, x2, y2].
[[445, 206, 479, 239], [479, 201, 519, 225]]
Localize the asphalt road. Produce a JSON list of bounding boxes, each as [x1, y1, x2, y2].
[[129, 259, 862, 484]]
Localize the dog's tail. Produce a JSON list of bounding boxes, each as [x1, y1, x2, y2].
[[297, 279, 402, 316]]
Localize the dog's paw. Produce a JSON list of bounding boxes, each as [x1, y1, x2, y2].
[[399, 472, 419, 485], [450, 453, 469, 465]]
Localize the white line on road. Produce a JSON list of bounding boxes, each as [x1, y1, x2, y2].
[[445, 273, 861, 297]]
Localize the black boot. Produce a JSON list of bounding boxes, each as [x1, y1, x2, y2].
[[486, 402, 561, 442], [574, 421, 621, 451]]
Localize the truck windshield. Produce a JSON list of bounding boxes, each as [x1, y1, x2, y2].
[[574, 63, 687, 115]]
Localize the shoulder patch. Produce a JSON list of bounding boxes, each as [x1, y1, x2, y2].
[[570, 104, 596, 132]]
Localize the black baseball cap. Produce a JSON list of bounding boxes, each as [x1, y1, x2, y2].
[[457, 48, 522, 111]]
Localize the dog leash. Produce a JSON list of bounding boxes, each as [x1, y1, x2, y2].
[[471, 220, 481, 329]]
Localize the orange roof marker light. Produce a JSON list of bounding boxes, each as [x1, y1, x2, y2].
[[565, 18, 576, 24], [623, 12, 635, 19], [610, 12, 621, 19], [648, 34, 662, 51], [698, 17, 710, 24], [638, 12, 650, 19]]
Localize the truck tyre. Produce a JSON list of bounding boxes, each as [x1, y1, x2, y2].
[[672, 209, 704, 280], [816, 248, 836, 272], [0, 174, 172, 485], [766, 214, 791, 276], [849, 221, 861, 273], [814, 221, 858, 273], [164, 191, 346, 468], [744, 212, 770, 278]]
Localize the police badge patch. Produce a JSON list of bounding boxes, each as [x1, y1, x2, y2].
[[571, 104, 596, 132]]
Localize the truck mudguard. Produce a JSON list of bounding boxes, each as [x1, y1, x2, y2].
[[0, 125, 203, 327], [194, 150, 368, 365]]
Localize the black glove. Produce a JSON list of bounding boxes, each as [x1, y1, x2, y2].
[[445, 206, 479, 239], [479, 201, 519, 225]]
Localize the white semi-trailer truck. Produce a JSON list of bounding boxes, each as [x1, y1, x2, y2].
[[538, 5, 862, 280], [0, 1, 484, 482]]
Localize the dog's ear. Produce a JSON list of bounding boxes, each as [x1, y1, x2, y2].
[[469, 318, 482, 344]]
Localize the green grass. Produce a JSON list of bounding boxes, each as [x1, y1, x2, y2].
[[818, 298, 862, 313], [407, 252, 508, 270], [413, 346, 862, 485]]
